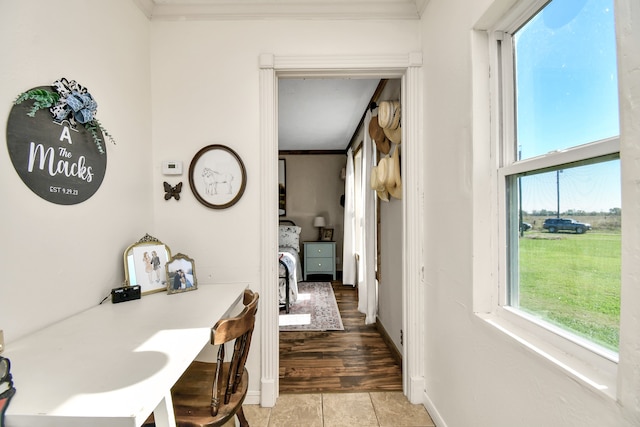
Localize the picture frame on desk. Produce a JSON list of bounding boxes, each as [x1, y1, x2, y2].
[[166, 253, 198, 294], [321, 227, 334, 241], [124, 234, 171, 295]]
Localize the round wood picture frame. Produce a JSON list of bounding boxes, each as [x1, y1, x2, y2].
[[6, 85, 107, 205], [188, 144, 247, 209]]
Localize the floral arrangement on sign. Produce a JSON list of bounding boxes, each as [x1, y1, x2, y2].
[[14, 78, 115, 154]]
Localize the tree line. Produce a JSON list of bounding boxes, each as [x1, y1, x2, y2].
[[524, 208, 621, 217]]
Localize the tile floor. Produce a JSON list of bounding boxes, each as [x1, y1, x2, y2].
[[224, 391, 435, 427]]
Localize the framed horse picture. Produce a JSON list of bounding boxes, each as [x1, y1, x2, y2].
[[188, 144, 247, 209]]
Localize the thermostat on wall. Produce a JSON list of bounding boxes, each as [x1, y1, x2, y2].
[[162, 161, 183, 175]]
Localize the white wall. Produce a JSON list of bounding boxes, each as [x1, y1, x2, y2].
[[279, 154, 345, 269], [378, 196, 403, 350], [149, 18, 420, 399], [0, 0, 419, 405], [377, 79, 403, 353], [0, 0, 153, 341], [420, 0, 640, 426], [4, 1, 639, 425]]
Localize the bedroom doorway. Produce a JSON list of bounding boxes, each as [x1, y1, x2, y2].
[[259, 53, 424, 407], [276, 76, 407, 392]]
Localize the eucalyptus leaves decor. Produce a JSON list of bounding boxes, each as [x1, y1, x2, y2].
[[14, 78, 114, 154]]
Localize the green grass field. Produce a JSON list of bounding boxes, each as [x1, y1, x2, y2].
[[518, 230, 621, 351]]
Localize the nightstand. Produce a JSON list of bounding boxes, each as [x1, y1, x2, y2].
[[303, 241, 336, 280]]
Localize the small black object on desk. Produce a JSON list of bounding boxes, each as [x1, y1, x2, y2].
[[111, 285, 142, 303]]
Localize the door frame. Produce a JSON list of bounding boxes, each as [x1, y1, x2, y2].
[[258, 52, 425, 406]]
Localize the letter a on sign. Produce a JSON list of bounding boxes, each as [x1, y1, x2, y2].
[[59, 126, 73, 144]]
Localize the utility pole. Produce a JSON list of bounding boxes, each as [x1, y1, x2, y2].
[[556, 170, 562, 218]]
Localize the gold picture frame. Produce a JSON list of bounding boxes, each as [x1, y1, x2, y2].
[[123, 234, 171, 295], [166, 253, 198, 294]]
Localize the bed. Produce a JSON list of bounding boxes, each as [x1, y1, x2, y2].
[[279, 220, 302, 312]]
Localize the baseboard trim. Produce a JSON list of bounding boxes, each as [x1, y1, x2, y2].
[[245, 390, 261, 405], [260, 378, 276, 407], [376, 319, 402, 366], [423, 388, 447, 427]]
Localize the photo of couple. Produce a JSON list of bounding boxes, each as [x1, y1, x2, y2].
[[166, 254, 198, 294], [130, 243, 170, 294]]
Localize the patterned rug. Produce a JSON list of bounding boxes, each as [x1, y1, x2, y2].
[[279, 282, 344, 331]]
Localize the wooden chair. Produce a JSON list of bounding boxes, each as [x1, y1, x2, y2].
[[144, 289, 259, 427]]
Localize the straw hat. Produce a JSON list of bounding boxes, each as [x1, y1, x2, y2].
[[378, 100, 401, 129], [384, 101, 402, 144], [368, 116, 390, 154], [370, 165, 384, 191], [370, 163, 389, 201], [374, 156, 397, 201], [388, 101, 401, 130], [386, 146, 402, 200], [377, 101, 396, 129], [383, 125, 401, 145], [378, 100, 401, 144], [377, 187, 389, 201], [378, 157, 389, 183]]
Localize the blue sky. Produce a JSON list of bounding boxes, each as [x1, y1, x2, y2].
[[514, 0, 620, 213]]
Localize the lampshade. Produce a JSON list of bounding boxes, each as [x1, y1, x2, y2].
[[313, 216, 326, 228]]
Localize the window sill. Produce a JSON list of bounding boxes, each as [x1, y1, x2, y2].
[[476, 309, 618, 400]]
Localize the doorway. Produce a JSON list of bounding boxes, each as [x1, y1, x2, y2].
[[258, 52, 425, 407], [277, 77, 403, 393]]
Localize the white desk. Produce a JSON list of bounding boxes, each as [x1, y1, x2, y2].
[[4, 283, 248, 427]]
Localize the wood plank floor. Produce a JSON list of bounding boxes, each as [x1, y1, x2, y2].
[[279, 281, 403, 393]]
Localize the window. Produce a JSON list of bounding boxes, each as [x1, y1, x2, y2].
[[497, 0, 620, 357]]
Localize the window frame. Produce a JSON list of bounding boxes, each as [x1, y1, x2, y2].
[[486, 0, 620, 396]]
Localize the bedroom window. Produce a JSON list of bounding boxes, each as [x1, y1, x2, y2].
[[496, 0, 621, 358]]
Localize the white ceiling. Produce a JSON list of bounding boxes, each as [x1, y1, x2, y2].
[[133, 0, 423, 151], [278, 78, 380, 151]]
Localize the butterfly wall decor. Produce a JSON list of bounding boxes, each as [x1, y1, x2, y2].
[[164, 182, 182, 201]]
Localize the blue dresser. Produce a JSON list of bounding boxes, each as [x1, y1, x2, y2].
[[303, 241, 336, 280]]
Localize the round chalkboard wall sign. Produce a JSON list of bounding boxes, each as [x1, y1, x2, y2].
[[6, 84, 108, 205]]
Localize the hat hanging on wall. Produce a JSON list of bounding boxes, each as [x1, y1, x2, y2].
[[383, 125, 401, 145], [377, 101, 396, 129], [370, 164, 389, 201], [368, 116, 391, 154], [389, 101, 401, 130], [370, 145, 402, 201], [379, 100, 402, 144], [386, 146, 402, 200]]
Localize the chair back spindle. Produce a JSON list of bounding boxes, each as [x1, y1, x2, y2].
[[209, 289, 259, 418]]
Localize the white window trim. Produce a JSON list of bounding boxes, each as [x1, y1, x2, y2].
[[477, 0, 621, 399]]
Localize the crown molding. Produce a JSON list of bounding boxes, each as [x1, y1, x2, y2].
[[134, 0, 420, 21]]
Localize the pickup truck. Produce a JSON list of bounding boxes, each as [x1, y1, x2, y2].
[[543, 218, 591, 234]]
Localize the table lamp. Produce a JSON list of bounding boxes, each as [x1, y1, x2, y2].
[[313, 216, 326, 240]]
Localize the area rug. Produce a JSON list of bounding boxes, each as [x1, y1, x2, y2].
[[279, 282, 344, 331]]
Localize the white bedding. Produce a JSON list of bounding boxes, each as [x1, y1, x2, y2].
[[279, 247, 301, 305]]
